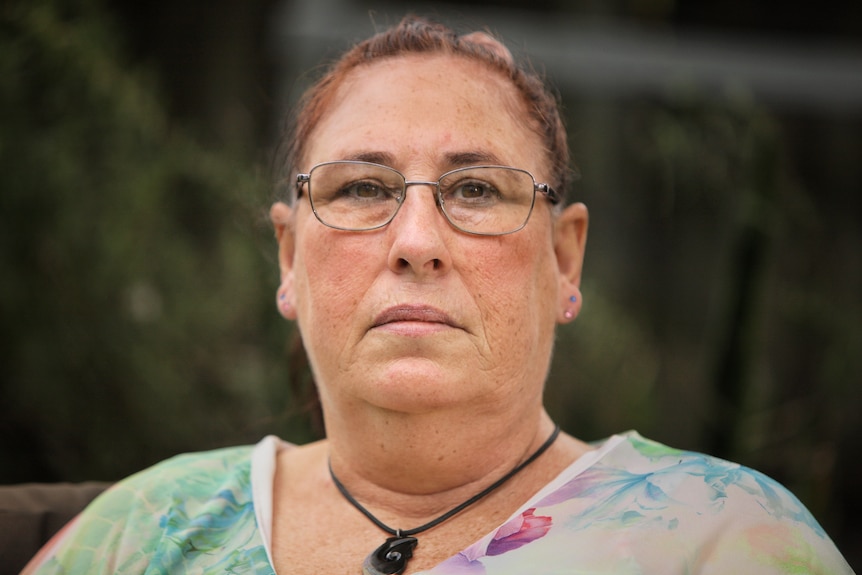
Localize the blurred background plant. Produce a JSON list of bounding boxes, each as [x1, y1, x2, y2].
[[1, 0, 859, 567], [0, 0, 309, 481]]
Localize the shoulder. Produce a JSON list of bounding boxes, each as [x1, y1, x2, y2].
[[599, 432, 819, 524], [449, 431, 851, 574], [531, 431, 852, 573], [120, 441, 258, 496], [89, 442, 259, 529], [24, 440, 277, 575]]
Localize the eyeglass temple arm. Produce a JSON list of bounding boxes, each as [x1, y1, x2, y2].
[[537, 183, 562, 205]]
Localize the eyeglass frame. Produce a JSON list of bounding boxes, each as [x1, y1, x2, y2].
[[294, 160, 562, 236]]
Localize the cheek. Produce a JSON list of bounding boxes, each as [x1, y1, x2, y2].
[[469, 234, 558, 342], [293, 231, 370, 333]]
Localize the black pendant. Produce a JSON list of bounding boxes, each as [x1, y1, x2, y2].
[[361, 536, 418, 575]]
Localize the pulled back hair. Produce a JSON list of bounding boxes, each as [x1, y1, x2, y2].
[[278, 15, 574, 204]]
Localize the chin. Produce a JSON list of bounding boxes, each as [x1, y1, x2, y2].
[[363, 361, 484, 414]]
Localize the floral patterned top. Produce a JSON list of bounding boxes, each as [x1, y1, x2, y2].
[[23, 432, 853, 574]]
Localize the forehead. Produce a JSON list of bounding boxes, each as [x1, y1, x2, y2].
[[302, 54, 545, 173]]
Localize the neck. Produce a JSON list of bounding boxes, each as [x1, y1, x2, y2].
[[323, 403, 559, 519], [331, 423, 560, 534]]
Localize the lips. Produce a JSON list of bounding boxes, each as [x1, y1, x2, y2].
[[372, 305, 460, 329]]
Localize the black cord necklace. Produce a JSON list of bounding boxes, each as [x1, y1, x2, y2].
[[329, 425, 561, 575]]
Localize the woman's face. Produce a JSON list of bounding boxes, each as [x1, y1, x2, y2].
[[273, 54, 587, 420]]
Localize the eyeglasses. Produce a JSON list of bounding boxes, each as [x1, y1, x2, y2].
[[295, 161, 561, 236]]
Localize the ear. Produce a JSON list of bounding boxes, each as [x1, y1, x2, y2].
[[553, 202, 588, 324], [270, 201, 298, 320]]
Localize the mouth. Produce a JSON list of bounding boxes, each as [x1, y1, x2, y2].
[[372, 305, 462, 332]]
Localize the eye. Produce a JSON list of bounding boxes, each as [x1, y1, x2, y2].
[[338, 180, 396, 201], [447, 179, 499, 202]]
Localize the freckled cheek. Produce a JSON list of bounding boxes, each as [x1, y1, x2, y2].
[[468, 248, 550, 335], [295, 236, 370, 324]]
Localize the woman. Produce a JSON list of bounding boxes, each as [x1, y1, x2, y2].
[[24, 16, 852, 575]]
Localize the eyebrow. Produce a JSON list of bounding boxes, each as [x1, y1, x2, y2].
[[340, 150, 504, 169], [344, 151, 395, 165], [445, 151, 502, 167]]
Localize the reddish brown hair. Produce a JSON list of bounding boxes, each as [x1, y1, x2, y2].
[[277, 15, 573, 203]]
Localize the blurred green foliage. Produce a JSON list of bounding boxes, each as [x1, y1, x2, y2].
[[0, 1, 310, 481]]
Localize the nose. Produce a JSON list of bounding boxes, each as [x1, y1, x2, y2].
[[386, 182, 452, 277]]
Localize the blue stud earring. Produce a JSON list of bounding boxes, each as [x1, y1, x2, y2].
[[564, 295, 577, 319]]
